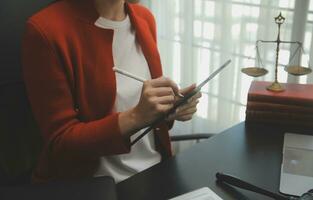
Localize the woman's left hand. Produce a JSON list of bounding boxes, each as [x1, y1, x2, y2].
[[167, 84, 202, 122]]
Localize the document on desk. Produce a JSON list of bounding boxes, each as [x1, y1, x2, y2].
[[169, 187, 223, 200]]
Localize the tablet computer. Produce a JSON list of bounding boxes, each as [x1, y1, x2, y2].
[[131, 59, 231, 145], [172, 59, 231, 111]]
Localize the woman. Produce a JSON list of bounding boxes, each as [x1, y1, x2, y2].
[[22, 0, 201, 183]]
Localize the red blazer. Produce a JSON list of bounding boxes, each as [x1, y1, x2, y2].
[[22, 0, 172, 182]]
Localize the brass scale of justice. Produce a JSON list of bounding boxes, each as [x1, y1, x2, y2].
[[241, 12, 312, 92]]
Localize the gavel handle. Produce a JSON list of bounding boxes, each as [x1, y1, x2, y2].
[[216, 173, 290, 200]]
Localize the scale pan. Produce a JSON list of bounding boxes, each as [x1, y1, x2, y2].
[[241, 67, 268, 77], [285, 65, 312, 76]]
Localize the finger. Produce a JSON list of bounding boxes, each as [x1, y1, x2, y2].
[[150, 77, 180, 96], [167, 104, 197, 121], [176, 107, 197, 117], [176, 115, 193, 122], [178, 99, 199, 111], [184, 93, 201, 104], [179, 84, 196, 95], [151, 87, 175, 97], [175, 102, 197, 115], [156, 95, 175, 104], [190, 92, 202, 101], [185, 92, 202, 102], [195, 92, 202, 98], [156, 104, 173, 114]]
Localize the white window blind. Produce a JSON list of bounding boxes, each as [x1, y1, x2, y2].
[[141, 0, 313, 140]]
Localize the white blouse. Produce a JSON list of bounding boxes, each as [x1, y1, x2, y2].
[[94, 15, 161, 183]]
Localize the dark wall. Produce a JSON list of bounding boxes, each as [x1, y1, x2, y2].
[[0, 82, 42, 186], [0, 0, 55, 83], [0, 0, 55, 185]]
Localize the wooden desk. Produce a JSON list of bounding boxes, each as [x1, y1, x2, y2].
[[117, 122, 313, 200]]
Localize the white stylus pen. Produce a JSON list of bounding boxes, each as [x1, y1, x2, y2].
[[113, 67, 184, 97], [113, 67, 146, 82]]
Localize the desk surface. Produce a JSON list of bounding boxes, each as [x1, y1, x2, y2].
[[1, 176, 117, 200], [117, 122, 312, 200]]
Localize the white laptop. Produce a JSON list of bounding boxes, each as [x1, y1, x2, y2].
[[280, 133, 313, 196]]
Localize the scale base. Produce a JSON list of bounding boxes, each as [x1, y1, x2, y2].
[[267, 82, 285, 92]]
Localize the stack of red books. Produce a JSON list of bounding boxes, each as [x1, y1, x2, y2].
[[246, 81, 313, 127]]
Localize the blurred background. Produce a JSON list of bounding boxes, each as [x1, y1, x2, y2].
[[140, 0, 313, 151]]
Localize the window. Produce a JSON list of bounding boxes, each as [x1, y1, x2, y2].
[[142, 0, 312, 134]]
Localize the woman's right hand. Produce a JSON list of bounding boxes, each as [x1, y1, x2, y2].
[[133, 77, 180, 128], [118, 77, 180, 139]]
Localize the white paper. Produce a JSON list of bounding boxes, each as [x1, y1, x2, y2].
[[169, 187, 223, 200]]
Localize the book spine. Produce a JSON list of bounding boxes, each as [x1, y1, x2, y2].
[[246, 119, 313, 128], [245, 117, 313, 128], [248, 94, 313, 107], [246, 101, 313, 114], [246, 110, 313, 123]]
